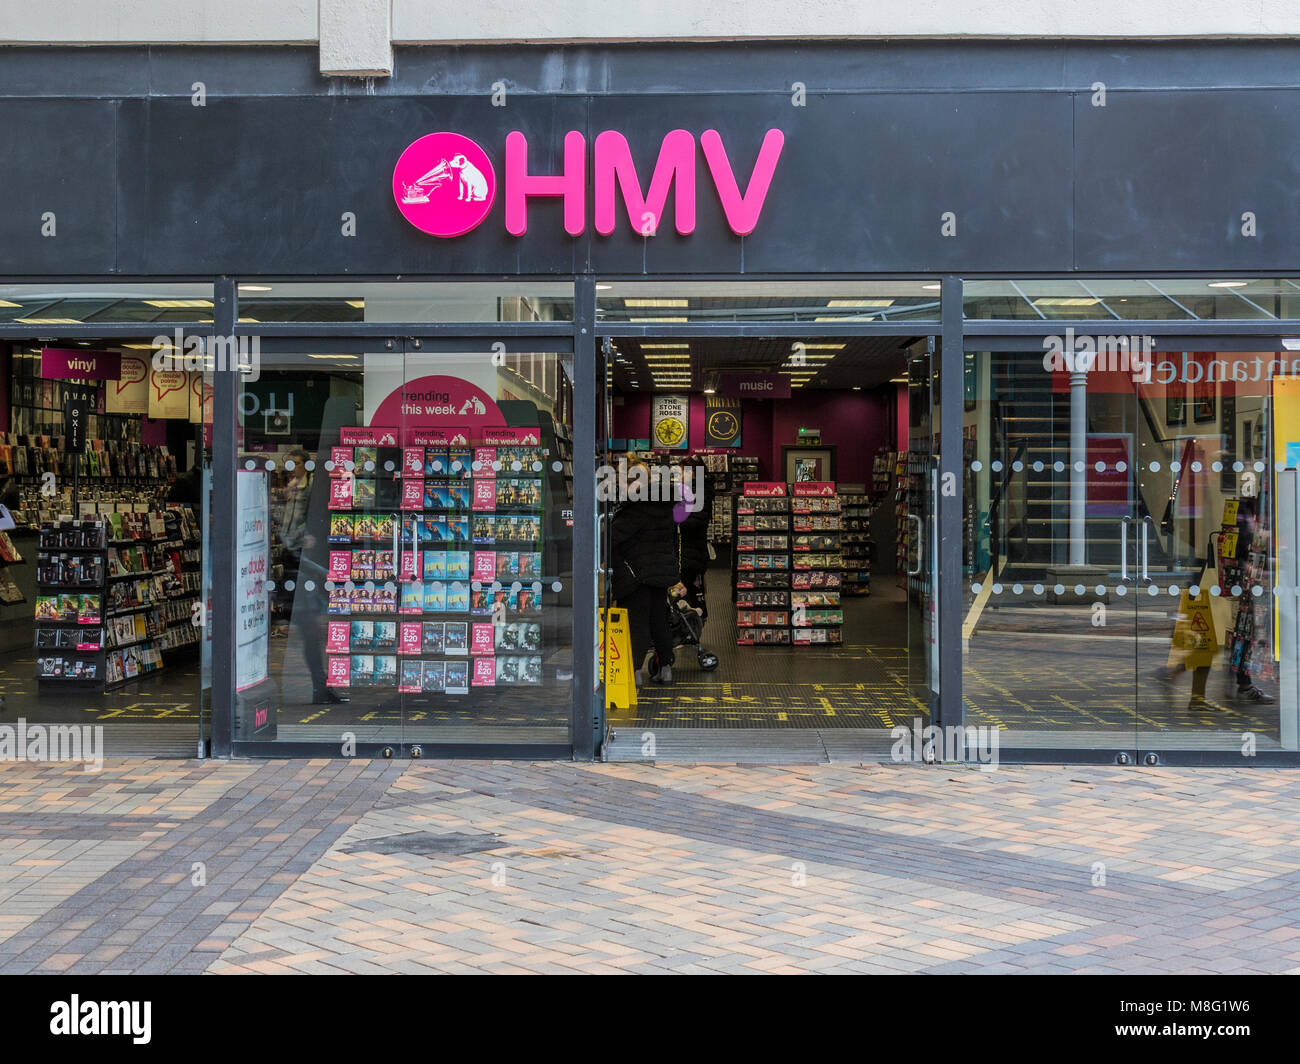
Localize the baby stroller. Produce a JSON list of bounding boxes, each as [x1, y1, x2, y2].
[[649, 587, 720, 675]]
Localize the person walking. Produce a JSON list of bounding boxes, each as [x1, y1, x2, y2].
[[676, 456, 713, 619], [610, 457, 682, 685]]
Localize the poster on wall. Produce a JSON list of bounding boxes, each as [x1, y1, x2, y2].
[[704, 396, 742, 448], [148, 367, 191, 419], [651, 395, 689, 451], [235, 470, 270, 691], [107, 354, 150, 414]]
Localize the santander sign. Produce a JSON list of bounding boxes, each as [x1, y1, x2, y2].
[[393, 128, 784, 238]]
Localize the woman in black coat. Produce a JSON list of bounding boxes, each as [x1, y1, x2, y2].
[[677, 457, 713, 619], [610, 463, 682, 685]]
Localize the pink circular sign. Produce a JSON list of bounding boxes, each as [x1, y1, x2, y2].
[[392, 132, 496, 237]]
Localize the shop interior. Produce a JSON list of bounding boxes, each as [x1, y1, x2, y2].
[[0, 338, 207, 731], [603, 334, 933, 731]]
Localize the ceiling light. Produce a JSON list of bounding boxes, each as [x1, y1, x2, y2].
[[346, 300, 365, 308], [815, 315, 875, 322], [597, 284, 613, 290], [624, 298, 688, 308], [642, 343, 689, 350], [308, 354, 359, 359], [1031, 297, 1100, 307], [921, 283, 941, 291], [144, 299, 213, 308], [890, 377, 907, 383], [629, 316, 689, 322], [14, 317, 81, 324], [826, 299, 894, 308], [237, 317, 260, 323], [802, 344, 845, 350], [238, 284, 272, 292], [852, 386, 862, 391], [703, 387, 716, 394], [0, 300, 20, 308], [1208, 281, 1248, 288]]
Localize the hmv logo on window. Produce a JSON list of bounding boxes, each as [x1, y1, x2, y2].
[[392, 129, 785, 239]]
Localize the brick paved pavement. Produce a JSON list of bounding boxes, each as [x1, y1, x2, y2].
[[1, 758, 1299, 974]]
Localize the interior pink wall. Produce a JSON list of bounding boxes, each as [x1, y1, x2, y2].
[[613, 389, 891, 485]]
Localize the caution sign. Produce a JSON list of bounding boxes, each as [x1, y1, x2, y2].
[[600, 607, 637, 710], [1168, 590, 1222, 670]]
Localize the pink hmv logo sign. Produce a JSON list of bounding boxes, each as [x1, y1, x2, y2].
[[392, 128, 784, 239]]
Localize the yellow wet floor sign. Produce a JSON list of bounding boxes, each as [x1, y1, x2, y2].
[[601, 607, 637, 710], [1169, 591, 1221, 670]]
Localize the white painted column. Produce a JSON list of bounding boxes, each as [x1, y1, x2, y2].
[[1069, 369, 1087, 566]]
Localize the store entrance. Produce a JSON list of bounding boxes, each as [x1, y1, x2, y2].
[[597, 331, 938, 752]]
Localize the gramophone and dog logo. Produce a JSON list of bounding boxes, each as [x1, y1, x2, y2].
[[392, 132, 496, 237]]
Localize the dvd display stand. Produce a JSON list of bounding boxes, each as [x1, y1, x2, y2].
[[323, 428, 545, 698], [790, 482, 844, 645], [733, 482, 792, 645]]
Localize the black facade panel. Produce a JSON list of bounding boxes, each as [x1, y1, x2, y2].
[[1074, 88, 1300, 271], [0, 99, 119, 273]]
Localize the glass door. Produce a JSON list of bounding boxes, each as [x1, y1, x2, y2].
[[234, 337, 574, 756], [905, 339, 937, 716], [961, 347, 1141, 755], [1134, 348, 1283, 757]]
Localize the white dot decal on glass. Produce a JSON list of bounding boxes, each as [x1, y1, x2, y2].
[[265, 580, 276, 591], [511, 581, 522, 593], [1094, 461, 1106, 472], [384, 582, 395, 593], [1191, 461, 1202, 472], [552, 461, 563, 473], [384, 460, 395, 472], [972, 583, 982, 594], [284, 460, 295, 471], [264, 460, 276, 471], [512, 461, 522, 472], [305, 461, 315, 471], [324, 580, 334, 591], [991, 461, 1003, 473], [364, 461, 375, 472], [551, 581, 562, 593], [1147, 585, 1159, 596], [1012, 583, 1023, 595], [286, 580, 296, 591], [243, 460, 255, 470], [433, 460, 443, 471], [1231, 584, 1242, 596], [304, 580, 315, 591], [1210, 585, 1221, 596], [1170, 461, 1181, 473], [471, 581, 481, 592], [324, 460, 334, 472], [365, 581, 376, 593], [1053, 461, 1065, 473], [1233, 461, 1243, 472], [970, 460, 983, 472], [1169, 585, 1179, 597], [472, 461, 482, 471], [1211, 461, 1222, 473], [1012, 460, 1023, 472], [1075, 584, 1085, 595], [345, 581, 355, 591], [1149, 461, 1161, 472], [491, 581, 502, 591], [992, 583, 1003, 594], [1254, 462, 1265, 472], [531, 583, 542, 594], [1033, 583, 1044, 596], [1115, 585, 1126, 597], [1075, 461, 1085, 472], [1253, 585, 1263, 596], [533, 461, 543, 472], [1053, 584, 1064, 595], [1030, 460, 1042, 472], [1095, 584, 1106, 596], [492, 461, 503, 472]]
